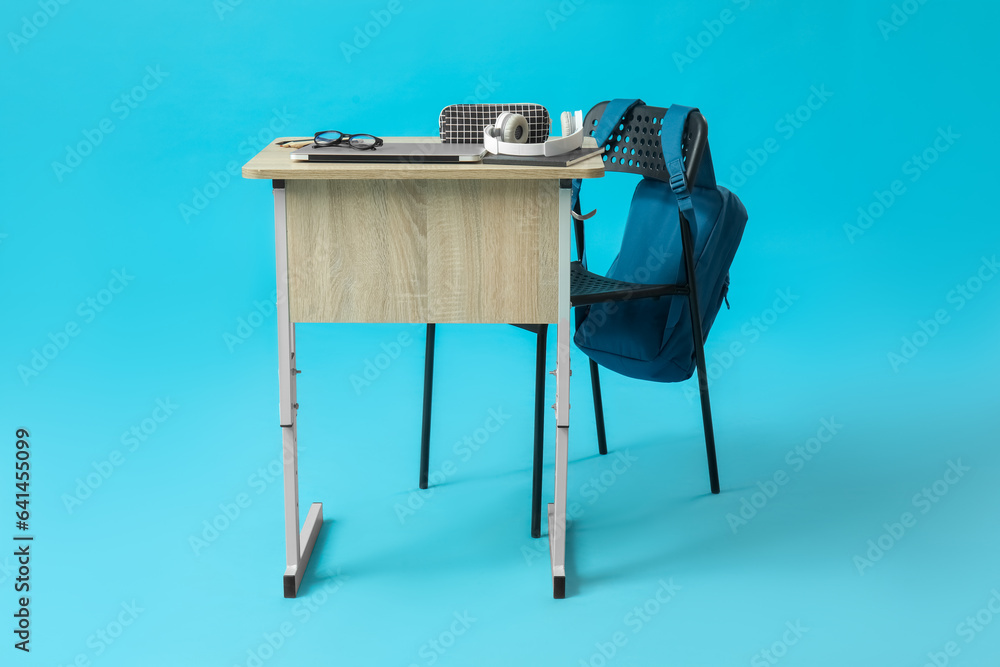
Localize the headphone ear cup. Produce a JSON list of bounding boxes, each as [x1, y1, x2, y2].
[[560, 111, 574, 138], [495, 112, 529, 144], [490, 111, 514, 141]]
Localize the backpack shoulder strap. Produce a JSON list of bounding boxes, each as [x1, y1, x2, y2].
[[572, 98, 644, 266], [660, 103, 720, 203], [661, 103, 700, 219]]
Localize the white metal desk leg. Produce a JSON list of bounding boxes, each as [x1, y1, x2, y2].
[[274, 180, 323, 598], [548, 182, 572, 599]]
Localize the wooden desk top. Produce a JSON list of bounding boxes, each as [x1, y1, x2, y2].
[[242, 136, 606, 180]]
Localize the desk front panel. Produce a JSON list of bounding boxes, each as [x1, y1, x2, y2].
[[284, 179, 559, 324]]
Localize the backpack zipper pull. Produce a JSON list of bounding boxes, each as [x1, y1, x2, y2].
[[724, 294, 730, 310]]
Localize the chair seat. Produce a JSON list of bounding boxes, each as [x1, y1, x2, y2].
[[570, 261, 688, 306]]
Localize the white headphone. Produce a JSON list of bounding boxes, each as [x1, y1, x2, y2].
[[483, 109, 585, 157]]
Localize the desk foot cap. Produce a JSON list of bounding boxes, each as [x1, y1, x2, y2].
[[553, 575, 566, 599]]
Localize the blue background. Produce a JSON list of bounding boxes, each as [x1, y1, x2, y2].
[[3, 0, 1000, 665]]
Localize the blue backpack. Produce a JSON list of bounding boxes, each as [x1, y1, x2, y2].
[[573, 99, 748, 383]]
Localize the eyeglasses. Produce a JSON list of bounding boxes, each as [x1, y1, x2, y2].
[[313, 131, 384, 150]]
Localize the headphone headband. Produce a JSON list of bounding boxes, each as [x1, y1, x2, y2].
[[483, 110, 584, 158]]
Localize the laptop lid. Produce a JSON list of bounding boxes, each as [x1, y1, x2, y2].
[[290, 141, 485, 163]]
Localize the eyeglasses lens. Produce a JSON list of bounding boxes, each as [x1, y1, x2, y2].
[[349, 135, 377, 149], [315, 131, 344, 145]]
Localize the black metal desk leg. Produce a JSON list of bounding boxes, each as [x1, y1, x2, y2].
[[531, 325, 548, 538], [419, 324, 436, 490], [589, 359, 608, 456]]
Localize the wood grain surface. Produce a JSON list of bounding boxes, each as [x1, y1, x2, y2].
[[285, 179, 560, 323]]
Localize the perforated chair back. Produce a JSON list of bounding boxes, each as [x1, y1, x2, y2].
[[583, 102, 707, 186]]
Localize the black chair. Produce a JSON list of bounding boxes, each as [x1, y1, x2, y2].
[[418, 101, 721, 538]]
